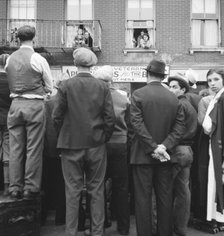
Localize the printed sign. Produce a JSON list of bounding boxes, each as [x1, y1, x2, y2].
[[62, 66, 149, 82]]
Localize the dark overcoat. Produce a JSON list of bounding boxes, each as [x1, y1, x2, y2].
[[130, 81, 185, 164], [52, 72, 115, 149]]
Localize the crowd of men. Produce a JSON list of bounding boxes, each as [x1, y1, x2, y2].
[[1, 24, 224, 236]]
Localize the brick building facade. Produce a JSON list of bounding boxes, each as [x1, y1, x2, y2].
[[0, 0, 224, 92]]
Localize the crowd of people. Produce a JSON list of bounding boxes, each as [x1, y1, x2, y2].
[[0, 24, 224, 236]]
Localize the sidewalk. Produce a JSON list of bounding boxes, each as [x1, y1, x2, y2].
[[40, 214, 224, 236]]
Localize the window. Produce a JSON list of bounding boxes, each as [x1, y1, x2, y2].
[[66, 0, 93, 47], [126, 0, 155, 49], [191, 0, 220, 48], [67, 0, 92, 20], [10, 0, 36, 19], [9, 0, 36, 46]]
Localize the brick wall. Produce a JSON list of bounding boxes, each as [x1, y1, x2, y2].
[[0, 0, 7, 19], [37, 0, 64, 20], [95, 0, 126, 64]]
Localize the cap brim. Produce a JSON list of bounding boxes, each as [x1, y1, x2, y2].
[[143, 68, 167, 75]]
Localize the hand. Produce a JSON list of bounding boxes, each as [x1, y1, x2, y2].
[[152, 153, 167, 162], [153, 145, 170, 162]]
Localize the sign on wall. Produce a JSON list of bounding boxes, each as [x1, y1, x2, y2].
[[62, 65, 149, 82], [61, 65, 210, 82]]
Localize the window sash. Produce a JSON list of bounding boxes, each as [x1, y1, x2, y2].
[[127, 0, 154, 20], [67, 0, 92, 20], [192, 0, 218, 18], [9, 0, 36, 19]]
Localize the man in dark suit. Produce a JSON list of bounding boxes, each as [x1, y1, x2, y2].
[[52, 47, 115, 236], [130, 59, 185, 236]]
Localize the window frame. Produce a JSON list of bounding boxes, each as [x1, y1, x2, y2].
[[8, 0, 37, 20], [125, 0, 156, 52], [190, 0, 221, 49]]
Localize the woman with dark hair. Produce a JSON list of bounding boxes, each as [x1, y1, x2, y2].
[[138, 33, 152, 49], [197, 69, 224, 228]]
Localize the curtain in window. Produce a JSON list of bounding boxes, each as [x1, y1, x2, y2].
[[147, 28, 154, 46], [204, 20, 218, 46], [126, 29, 135, 48], [191, 20, 201, 46], [66, 25, 79, 47]]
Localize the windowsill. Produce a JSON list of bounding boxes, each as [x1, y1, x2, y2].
[[123, 48, 158, 55], [189, 48, 224, 54]]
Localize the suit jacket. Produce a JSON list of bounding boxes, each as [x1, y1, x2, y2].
[[52, 72, 115, 149], [130, 81, 185, 164]]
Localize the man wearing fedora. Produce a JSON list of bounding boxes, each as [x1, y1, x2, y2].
[[168, 74, 197, 236], [130, 59, 185, 236], [52, 47, 115, 236]]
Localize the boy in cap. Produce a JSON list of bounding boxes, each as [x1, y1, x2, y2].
[[5, 25, 53, 199], [0, 54, 11, 195], [168, 74, 197, 236], [130, 59, 185, 236], [52, 47, 115, 236]]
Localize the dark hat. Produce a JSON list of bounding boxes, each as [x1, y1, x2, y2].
[[168, 73, 190, 92], [0, 54, 9, 66], [73, 47, 98, 67], [17, 25, 36, 41], [144, 59, 167, 76]]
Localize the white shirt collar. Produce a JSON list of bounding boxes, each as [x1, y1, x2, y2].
[[20, 45, 34, 51]]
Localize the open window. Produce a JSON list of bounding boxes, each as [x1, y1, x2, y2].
[[66, 0, 100, 49], [125, 0, 155, 49]]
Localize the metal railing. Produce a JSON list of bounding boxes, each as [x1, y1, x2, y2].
[[0, 19, 102, 50]]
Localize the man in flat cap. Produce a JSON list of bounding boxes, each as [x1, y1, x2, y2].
[[168, 74, 197, 236], [52, 47, 115, 236], [5, 25, 53, 200], [130, 59, 185, 236]]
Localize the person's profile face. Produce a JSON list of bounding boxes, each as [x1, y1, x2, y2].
[[169, 80, 184, 97]]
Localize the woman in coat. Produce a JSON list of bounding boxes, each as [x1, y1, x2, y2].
[[199, 69, 224, 226]]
